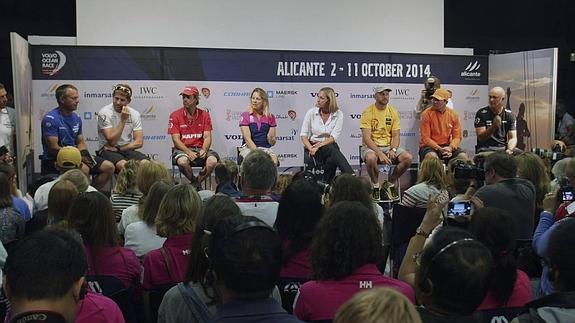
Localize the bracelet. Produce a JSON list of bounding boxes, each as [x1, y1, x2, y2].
[[415, 227, 430, 238]]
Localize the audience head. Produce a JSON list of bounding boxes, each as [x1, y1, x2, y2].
[[565, 158, 575, 186], [416, 226, 493, 315], [214, 159, 239, 185], [272, 173, 293, 196], [0, 163, 17, 195], [240, 149, 276, 193], [468, 207, 517, 306], [136, 161, 171, 196], [48, 179, 79, 224], [0, 172, 12, 208], [275, 179, 323, 263], [326, 174, 374, 212], [142, 180, 174, 226], [55, 146, 82, 173], [417, 157, 447, 189], [547, 219, 575, 292], [312, 201, 382, 280], [113, 159, 141, 194], [67, 191, 118, 247], [334, 287, 422, 323], [155, 184, 202, 237], [484, 152, 517, 184], [186, 194, 242, 285], [4, 228, 87, 323], [516, 152, 550, 208], [60, 169, 89, 193], [208, 216, 281, 300]]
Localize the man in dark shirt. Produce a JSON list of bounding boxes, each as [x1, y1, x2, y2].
[[474, 86, 521, 155]]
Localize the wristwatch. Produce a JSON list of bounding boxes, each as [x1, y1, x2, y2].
[[391, 148, 398, 153], [415, 227, 430, 238]]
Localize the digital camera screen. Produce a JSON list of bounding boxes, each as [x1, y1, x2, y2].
[[447, 201, 472, 217]]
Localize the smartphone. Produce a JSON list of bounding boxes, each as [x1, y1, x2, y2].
[[447, 201, 473, 217], [562, 190, 574, 203]]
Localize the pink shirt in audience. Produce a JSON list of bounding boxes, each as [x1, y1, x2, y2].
[[478, 270, 533, 310], [76, 291, 125, 323], [142, 234, 193, 289], [84, 246, 142, 290], [294, 263, 415, 321], [280, 247, 312, 279]]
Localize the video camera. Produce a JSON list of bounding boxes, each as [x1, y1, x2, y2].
[[453, 164, 485, 181], [423, 77, 438, 101]]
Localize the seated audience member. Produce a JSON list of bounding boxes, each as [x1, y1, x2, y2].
[[0, 172, 25, 245], [516, 152, 551, 219], [59, 168, 91, 193], [124, 180, 172, 258], [294, 201, 414, 322], [0, 164, 31, 221], [213, 159, 240, 198], [513, 219, 575, 322], [119, 161, 171, 236], [210, 216, 300, 322], [544, 157, 575, 222], [275, 179, 323, 280], [4, 228, 124, 323], [398, 200, 494, 323], [401, 157, 450, 208], [142, 184, 201, 314], [34, 146, 97, 212], [235, 149, 278, 226], [158, 195, 243, 322], [271, 173, 293, 202], [66, 192, 142, 292], [334, 287, 422, 323], [47, 179, 79, 225], [472, 152, 536, 239], [111, 159, 142, 222], [468, 208, 532, 310]]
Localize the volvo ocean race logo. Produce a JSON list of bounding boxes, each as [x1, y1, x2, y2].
[[41, 50, 67, 76]]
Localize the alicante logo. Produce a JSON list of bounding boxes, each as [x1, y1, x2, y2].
[[461, 61, 481, 78], [139, 105, 157, 121], [41, 83, 59, 98], [41, 50, 66, 76], [465, 88, 481, 100]]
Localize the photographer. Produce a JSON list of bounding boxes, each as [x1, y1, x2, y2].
[[415, 76, 441, 114], [469, 152, 536, 239]]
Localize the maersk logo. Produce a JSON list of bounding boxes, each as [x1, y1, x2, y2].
[[461, 61, 481, 77], [83, 112, 92, 120], [267, 91, 274, 98]]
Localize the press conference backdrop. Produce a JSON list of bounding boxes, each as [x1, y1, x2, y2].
[[31, 46, 488, 169]]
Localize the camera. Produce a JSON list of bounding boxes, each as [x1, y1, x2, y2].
[[532, 147, 564, 162], [448, 201, 473, 217], [453, 164, 485, 181], [423, 77, 438, 100], [301, 169, 330, 194]]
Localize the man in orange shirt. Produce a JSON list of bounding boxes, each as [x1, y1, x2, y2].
[[419, 88, 468, 161]]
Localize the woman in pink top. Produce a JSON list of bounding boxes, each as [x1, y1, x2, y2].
[[275, 179, 323, 279], [66, 192, 142, 292], [143, 184, 201, 289], [468, 207, 533, 309], [294, 201, 414, 322]]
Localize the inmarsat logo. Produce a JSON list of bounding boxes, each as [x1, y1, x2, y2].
[[41, 50, 66, 76], [461, 61, 481, 78]]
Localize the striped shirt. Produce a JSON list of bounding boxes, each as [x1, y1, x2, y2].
[[110, 193, 142, 222]]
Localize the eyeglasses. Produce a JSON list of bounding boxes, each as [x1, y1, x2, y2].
[[113, 85, 132, 97]]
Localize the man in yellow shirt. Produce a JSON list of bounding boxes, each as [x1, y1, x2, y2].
[[360, 86, 413, 201]]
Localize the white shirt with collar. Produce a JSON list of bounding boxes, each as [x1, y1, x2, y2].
[[33, 176, 98, 213], [300, 107, 344, 143]]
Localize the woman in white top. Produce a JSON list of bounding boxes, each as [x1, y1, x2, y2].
[[300, 87, 353, 184], [401, 157, 449, 208]]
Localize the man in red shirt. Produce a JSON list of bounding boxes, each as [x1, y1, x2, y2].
[[168, 86, 219, 186]]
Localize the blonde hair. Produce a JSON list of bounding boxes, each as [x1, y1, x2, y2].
[[60, 169, 89, 193], [516, 152, 550, 208], [272, 174, 293, 195], [156, 184, 202, 237], [113, 160, 141, 194], [417, 158, 447, 189], [48, 179, 79, 224], [248, 88, 270, 116], [318, 87, 339, 113], [136, 161, 171, 196], [334, 288, 422, 323]]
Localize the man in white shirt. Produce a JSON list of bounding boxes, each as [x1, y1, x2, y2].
[[97, 84, 149, 172]]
